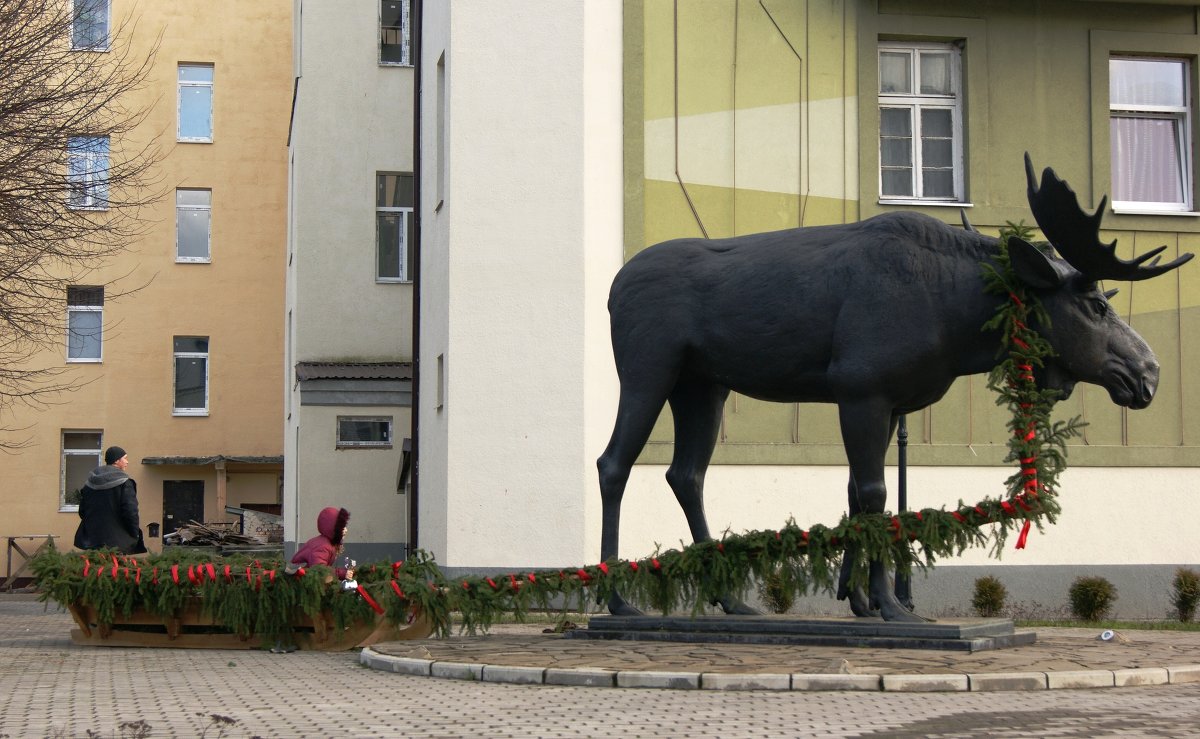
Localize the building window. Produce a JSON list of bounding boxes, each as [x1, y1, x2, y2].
[[878, 42, 963, 202], [72, 0, 110, 50], [61, 431, 102, 510], [337, 416, 393, 448], [178, 64, 214, 142], [66, 286, 103, 362], [66, 136, 109, 209], [173, 336, 209, 415], [380, 0, 412, 66], [376, 173, 415, 282], [1110, 57, 1192, 212], [176, 189, 212, 262]]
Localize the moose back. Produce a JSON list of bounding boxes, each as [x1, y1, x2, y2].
[[595, 155, 1192, 620]]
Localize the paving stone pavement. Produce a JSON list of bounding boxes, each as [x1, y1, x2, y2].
[[3, 594, 1200, 738]]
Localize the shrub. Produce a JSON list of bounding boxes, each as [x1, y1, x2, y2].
[[1068, 576, 1118, 621], [1172, 567, 1200, 623], [758, 568, 795, 614], [971, 575, 1007, 617]]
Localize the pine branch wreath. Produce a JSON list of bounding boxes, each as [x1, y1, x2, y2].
[[32, 225, 1082, 639]]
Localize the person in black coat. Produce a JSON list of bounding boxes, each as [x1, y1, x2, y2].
[[74, 446, 147, 554]]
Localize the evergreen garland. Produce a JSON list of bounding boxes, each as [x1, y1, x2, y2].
[[32, 228, 1085, 639]]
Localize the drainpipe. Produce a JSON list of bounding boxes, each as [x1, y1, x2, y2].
[[407, 0, 423, 557]]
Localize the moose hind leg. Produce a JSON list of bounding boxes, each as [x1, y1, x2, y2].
[[666, 379, 757, 615]]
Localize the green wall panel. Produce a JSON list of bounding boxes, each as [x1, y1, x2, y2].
[[626, 0, 1200, 467]]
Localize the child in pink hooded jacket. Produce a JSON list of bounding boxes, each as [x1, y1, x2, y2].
[[291, 507, 353, 579]]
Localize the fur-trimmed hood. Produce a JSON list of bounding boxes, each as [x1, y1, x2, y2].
[[316, 507, 350, 546]]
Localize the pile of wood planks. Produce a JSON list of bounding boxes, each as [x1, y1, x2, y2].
[[162, 520, 263, 546]]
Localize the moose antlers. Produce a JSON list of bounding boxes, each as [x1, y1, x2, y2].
[[1024, 152, 1194, 281]]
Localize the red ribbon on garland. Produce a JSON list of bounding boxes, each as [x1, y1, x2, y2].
[[1016, 520, 1032, 549], [356, 584, 384, 614]]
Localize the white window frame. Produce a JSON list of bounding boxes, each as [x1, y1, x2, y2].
[[379, 0, 412, 67], [1109, 56, 1193, 213], [61, 430, 103, 512], [336, 416, 394, 449], [877, 42, 964, 203], [177, 64, 214, 143], [176, 188, 212, 263], [172, 337, 210, 416], [71, 0, 111, 51], [66, 136, 109, 210], [376, 173, 413, 282], [66, 286, 103, 363]]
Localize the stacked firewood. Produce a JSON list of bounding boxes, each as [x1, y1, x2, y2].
[[163, 521, 264, 546]]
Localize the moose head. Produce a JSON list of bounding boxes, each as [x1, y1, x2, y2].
[[1005, 154, 1193, 408]]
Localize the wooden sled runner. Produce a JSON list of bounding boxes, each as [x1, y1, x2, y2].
[[66, 599, 433, 650]]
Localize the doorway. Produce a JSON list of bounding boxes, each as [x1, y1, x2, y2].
[[162, 480, 205, 536]]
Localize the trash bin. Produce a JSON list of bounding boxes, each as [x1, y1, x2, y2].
[[147, 522, 160, 538]]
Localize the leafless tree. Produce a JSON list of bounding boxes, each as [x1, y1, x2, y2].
[[0, 0, 161, 445]]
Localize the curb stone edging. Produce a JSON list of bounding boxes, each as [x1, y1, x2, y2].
[[358, 650, 1200, 692]]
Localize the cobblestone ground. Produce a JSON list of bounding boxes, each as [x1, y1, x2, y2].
[[3, 596, 1199, 738]]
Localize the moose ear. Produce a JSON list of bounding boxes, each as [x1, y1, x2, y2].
[[1008, 237, 1066, 289]]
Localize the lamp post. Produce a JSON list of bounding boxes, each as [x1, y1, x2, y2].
[[894, 414, 914, 610]]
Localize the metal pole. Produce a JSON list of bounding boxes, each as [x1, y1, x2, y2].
[[407, 0, 423, 558], [894, 414, 914, 609]]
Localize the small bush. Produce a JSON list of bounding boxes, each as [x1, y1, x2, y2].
[[971, 575, 1007, 617], [1172, 567, 1200, 623], [1068, 576, 1118, 621], [758, 568, 795, 614]]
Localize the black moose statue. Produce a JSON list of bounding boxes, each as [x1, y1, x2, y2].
[[596, 154, 1193, 622]]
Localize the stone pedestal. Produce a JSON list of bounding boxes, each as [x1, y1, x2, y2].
[[566, 615, 1036, 652]]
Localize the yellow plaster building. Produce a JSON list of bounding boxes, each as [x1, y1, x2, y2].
[[2, 1, 291, 564]]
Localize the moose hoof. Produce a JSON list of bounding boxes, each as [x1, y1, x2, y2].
[[848, 589, 880, 618], [712, 596, 760, 616], [876, 597, 931, 623], [607, 592, 644, 616]]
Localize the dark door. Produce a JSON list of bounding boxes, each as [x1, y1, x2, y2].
[[162, 480, 205, 536]]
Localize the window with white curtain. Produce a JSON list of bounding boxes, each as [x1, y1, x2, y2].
[[878, 42, 964, 202], [1110, 57, 1192, 212]]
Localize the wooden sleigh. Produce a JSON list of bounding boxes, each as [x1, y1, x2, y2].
[[66, 598, 433, 650]]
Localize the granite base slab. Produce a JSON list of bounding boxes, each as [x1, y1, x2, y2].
[[565, 615, 1037, 652]]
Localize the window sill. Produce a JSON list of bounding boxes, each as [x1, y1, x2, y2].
[[335, 444, 394, 450], [172, 411, 209, 417], [878, 200, 973, 208], [1111, 207, 1200, 217], [176, 258, 212, 264], [59, 506, 80, 514], [66, 358, 102, 363], [177, 139, 214, 144], [67, 205, 109, 212], [376, 278, 413, 284], [379, 62, 414, 68]]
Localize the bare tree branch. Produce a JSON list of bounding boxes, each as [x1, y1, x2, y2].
[[0, 0, 163, 446]]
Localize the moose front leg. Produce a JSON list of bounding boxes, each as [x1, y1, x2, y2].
[[837, 474, 878, 618], [837, 399, 926, 623]]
